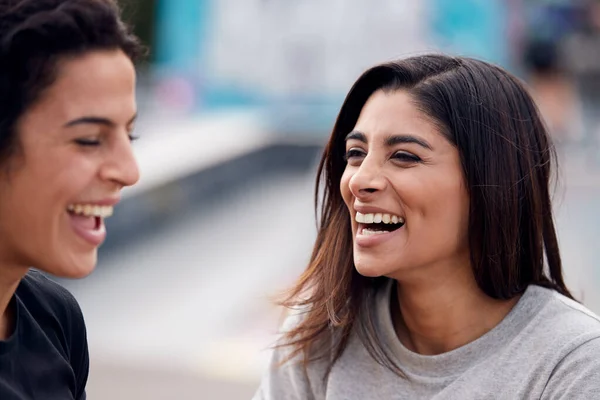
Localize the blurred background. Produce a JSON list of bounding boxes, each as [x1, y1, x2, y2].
[[57, 0, 600, 398]]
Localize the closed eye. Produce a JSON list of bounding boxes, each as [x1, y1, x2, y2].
[[75, 132, 139, 147], [75, 138, 100, 146], [343, 148, 366, 163], [392, 151, 421, 163]]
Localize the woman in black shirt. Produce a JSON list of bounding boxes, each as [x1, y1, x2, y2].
[[0, 1, 144, 398]]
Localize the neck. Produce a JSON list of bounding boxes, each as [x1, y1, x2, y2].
[[393, 264, 520, 355], [0, 266, 27, 340]]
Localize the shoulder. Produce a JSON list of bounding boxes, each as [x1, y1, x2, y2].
[[526, 286, 600, 386], [510, 286, 600, 368], [535, 286, 600, 336], [541, 286, 600, 353], [541, 335, 600, 399], [17, 269, 85, 326], [16, 269, 88, 357], [254, 308, 332, 400], [16, 269, 90, 398]]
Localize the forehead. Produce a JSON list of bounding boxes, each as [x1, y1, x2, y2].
[[32, 50, 136, 122], [352, 89, 443, 145]]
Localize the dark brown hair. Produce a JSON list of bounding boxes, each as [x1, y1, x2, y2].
[[0, 0, 145, 161], [279, 54, 572, 377]]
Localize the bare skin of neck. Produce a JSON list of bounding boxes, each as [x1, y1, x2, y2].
[[392, 263, 520, 355], [0, 267, 26, 341]]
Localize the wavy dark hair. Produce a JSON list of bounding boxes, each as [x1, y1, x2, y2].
[[279, 54, 573, 378], [0, 0, 145, 161]]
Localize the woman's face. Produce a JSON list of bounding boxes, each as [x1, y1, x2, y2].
[[0, 49, 139, 278], [340, 89, 470, 280]]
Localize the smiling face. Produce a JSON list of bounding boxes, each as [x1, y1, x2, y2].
[[0, 49, 140, 279], [340, 89, 470, 280]]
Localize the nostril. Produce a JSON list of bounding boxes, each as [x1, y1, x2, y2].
[[363, 188, 377, 194]]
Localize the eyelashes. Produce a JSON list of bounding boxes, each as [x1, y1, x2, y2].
[[75, 134, 139, 147], [343, 148, 365, 162], [392, 152, 421, 163], [75, 138, 101, 146], [343, 148, 422, 164]]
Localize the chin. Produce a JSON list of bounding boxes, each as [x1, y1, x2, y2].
[[43, 252, 98, 279], [353, 250, 407, 279], [354, 258, 388, 278], [354, 266, 383, 278], [63, 266, 96, 279]]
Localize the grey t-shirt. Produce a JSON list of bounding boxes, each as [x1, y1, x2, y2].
[[253, 282, 600, 399]]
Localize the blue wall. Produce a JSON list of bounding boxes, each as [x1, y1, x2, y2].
[[152, 0, 510, 117], [154, 0, 209, 73], [429, 0, 508, 67]]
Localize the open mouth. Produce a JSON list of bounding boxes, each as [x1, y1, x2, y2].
[[355, 212, 405, 235], [67, 204, 114, 231]]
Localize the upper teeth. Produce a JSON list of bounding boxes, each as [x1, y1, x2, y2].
[[67, 204, 113, 218], [355, 212, 404, 225]]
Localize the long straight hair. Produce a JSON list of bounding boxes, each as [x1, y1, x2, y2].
[[278, 54, 572, 378]]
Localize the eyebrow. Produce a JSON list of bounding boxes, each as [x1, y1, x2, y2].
[[64, 114, 137, 128], [345, 130, 433, 150]]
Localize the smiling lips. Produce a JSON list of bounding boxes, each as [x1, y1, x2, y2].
[[354, 211, 406, 243]]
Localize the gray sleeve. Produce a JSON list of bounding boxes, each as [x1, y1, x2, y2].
[[252, 343, 320, 400], [252, 314, 327, 400], [541, 337, 600, 399]]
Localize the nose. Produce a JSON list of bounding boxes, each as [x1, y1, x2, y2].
[[348, 157, 387, 199], [100, 135, 140, 188]]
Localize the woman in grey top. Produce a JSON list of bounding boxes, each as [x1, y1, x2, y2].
[[254, 54, 600, 399]]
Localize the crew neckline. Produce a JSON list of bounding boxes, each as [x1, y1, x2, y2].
[[0, 295, 21, 355], [374, 280, 551, 377]]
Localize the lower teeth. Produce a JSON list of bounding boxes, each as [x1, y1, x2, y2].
[[362, 229, 388, 236]]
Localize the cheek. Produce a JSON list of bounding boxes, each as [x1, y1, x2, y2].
[[425, 183, 469, 238], [340, 169, 354, 207], [17, 155, 98, 215], [48, 154, 98, 191], [457, 191, 470, 239], [402, 175, 467, 229]]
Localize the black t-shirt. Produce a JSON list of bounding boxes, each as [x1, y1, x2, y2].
[[0, 270, 89, 399]]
